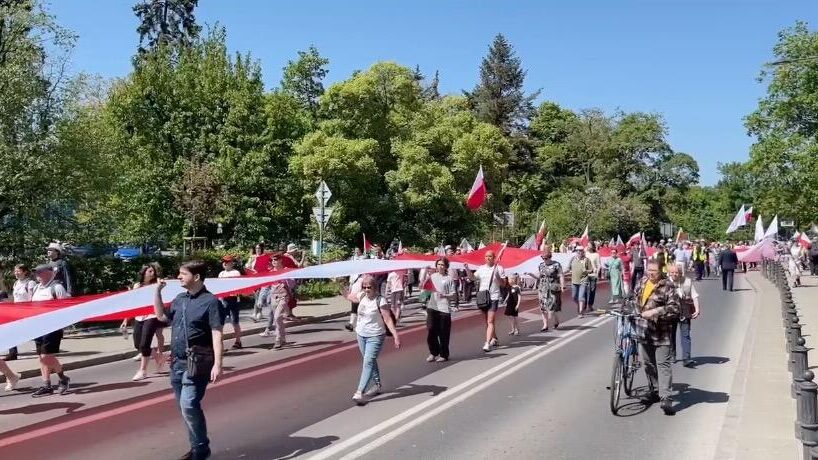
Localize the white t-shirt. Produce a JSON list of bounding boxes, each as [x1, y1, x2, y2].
[[218, 269, 242, 278], [31, 281, 69, 301], [474, 264, 506, 301], [428, 273, 455, 314], [355, 293, 387, 337], [387, 271, 404, 293], [586, 252, 601, 277], [12, 279, 36, 302]]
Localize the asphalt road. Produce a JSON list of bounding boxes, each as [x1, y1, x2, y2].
[[0, 274, 756, 460]]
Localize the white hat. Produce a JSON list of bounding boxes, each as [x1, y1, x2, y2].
[[575, 246, 585, 251], [286, 243, 297, 253], [46, 242, 63, 253]]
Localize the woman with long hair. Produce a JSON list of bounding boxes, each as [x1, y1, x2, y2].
[[129, 263, 166, 380]]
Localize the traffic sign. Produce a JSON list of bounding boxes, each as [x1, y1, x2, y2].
[[315, 181, 332, 205], [313, 206, 334, 226]]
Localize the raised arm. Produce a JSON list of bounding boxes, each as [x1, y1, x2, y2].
[[153, 279, 169, 323]]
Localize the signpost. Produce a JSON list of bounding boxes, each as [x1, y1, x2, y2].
[[314, 181, 333, 264]]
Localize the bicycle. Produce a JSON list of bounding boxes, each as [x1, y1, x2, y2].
[[608, 298, 643, 415]]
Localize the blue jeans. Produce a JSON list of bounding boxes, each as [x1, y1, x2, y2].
[[171, 359, 210, 457], [356, 334, 385, 392], [678, 319, 692, 361], [585, 276, 598, 308]]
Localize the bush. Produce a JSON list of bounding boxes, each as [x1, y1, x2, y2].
[[295, 279, 341, 300]]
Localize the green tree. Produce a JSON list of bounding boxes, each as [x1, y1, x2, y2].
[[742, 22, 818, 225], [468, 33, 540, 134], [281, 45, 329, 119], [133, 0, 200, 53], [0, 0, 77, 251]]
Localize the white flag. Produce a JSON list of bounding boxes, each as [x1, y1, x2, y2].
[[726, 205, 746, 234], [754, 215, 765, 242], [520, 234, 537, 250], [763, 215, 779, 240]]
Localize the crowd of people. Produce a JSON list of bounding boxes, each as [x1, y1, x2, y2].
[[1, 232, 816, 458]]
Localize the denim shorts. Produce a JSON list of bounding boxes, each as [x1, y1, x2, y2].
[[571, 283, 587, 303], [478, 299, 500, 312]]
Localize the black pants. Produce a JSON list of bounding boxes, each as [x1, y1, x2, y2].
[[133, 318, 162, 357], [705, 261, 711, 277], [693, 261, 704, 280], [811, 256, 818, 276], [631, 267, 644, 292], [722, 269, 735, 291], [426, 309, 451, 359]]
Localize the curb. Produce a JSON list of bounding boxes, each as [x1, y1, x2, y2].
[[1, 311, 349, 383]]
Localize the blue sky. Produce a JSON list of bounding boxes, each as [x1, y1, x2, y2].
[[48, 0, 817, 185]]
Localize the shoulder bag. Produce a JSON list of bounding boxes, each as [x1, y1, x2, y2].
[[476, 265, 496, 309], [182, 299, 215, 378]]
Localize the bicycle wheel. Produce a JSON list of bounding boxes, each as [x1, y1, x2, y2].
[[609, 351, 624, 415]]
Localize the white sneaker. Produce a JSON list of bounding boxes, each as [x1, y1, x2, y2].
[[352, 391, 366, 405], [489, 338, 498, 347], [4, 373, 20, 391], [259, 330, 274, 338], [132, 371, 147, 381], [426, 354, 436, 362], [132, 354, 141, 361], [482, 342, 491, 352], [364, 384, 382, 397]]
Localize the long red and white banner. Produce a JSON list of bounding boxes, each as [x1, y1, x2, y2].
[[0, 245, 580, 350]]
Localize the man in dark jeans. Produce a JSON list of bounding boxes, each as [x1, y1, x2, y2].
[[154, 261, 224, 460], [718, 245, 739, 291], [810, 244, 818, 276]]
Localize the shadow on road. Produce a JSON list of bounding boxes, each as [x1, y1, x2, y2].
[[672, 383, 729, 412], [238, 434, 341, 460], [687, 356, 730, 367], [0, 401, 84, 415], [287, 328, 341, 335], [72, 381, 150, 396], [370, 383, 448, 404]]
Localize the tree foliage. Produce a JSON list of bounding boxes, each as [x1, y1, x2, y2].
[[133, 0, 200, 53]]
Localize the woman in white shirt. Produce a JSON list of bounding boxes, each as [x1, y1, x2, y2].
[[425, 258, 456, 362], [351, 275, 400, 405], [386, 270, 406, 323]]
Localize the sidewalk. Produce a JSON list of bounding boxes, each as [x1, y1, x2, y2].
[[716, 271, 799, 459], [0, 295, 353, 382]]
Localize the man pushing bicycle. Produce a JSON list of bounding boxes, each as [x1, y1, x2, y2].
[[633, 259, 681, 416]]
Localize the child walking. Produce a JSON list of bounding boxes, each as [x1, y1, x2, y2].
[[504, 275, 522, 336]]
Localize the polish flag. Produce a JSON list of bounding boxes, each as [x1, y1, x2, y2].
[[616, 234, 624, 247], [608, 237, 616, 247], [422, 275, 438, 292], [627, 232, 642, 246], [362, 234, 373, 252], [540, 231, 551, 250], [726, 205, 747, 234], [744, 206, 754, 223], [579, 225, 589, 248], [397, 240, 403, 254], [799, 231, 812, 249], [466, 166, 487, 210], [535, 219, 547, 249]]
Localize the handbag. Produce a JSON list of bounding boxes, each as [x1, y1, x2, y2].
[[475, 265, 497, 309], [182, 299, 215, 378]]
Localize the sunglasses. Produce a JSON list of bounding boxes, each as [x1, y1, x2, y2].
[[363, 285, 373, 289]]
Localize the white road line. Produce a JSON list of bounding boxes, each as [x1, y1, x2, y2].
[[308, 315, 612, 460]]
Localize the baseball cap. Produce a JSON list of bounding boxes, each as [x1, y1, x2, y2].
[[286, 243, 297, 253]]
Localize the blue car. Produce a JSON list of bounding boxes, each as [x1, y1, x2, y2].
[[114, 247, 142, 261]]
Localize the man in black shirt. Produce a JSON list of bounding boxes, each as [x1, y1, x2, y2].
[[154, 261, 224, 460]]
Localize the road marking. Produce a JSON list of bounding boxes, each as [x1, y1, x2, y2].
[[0, 307, 479, 446], [308, 315, 611, 460]]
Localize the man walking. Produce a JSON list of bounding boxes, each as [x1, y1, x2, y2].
[[154, 261, 223, 460], [718, 244, 739, 291], [30, 264, 72, 397], [46, 242, 75, 296], [630, 243, 646, 292], [634, 260, 680, 415], [691, 242, 707, 281], [668, 263, 701, 367], [569, 248, 592, 316], [809, 241, 818, 276]]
